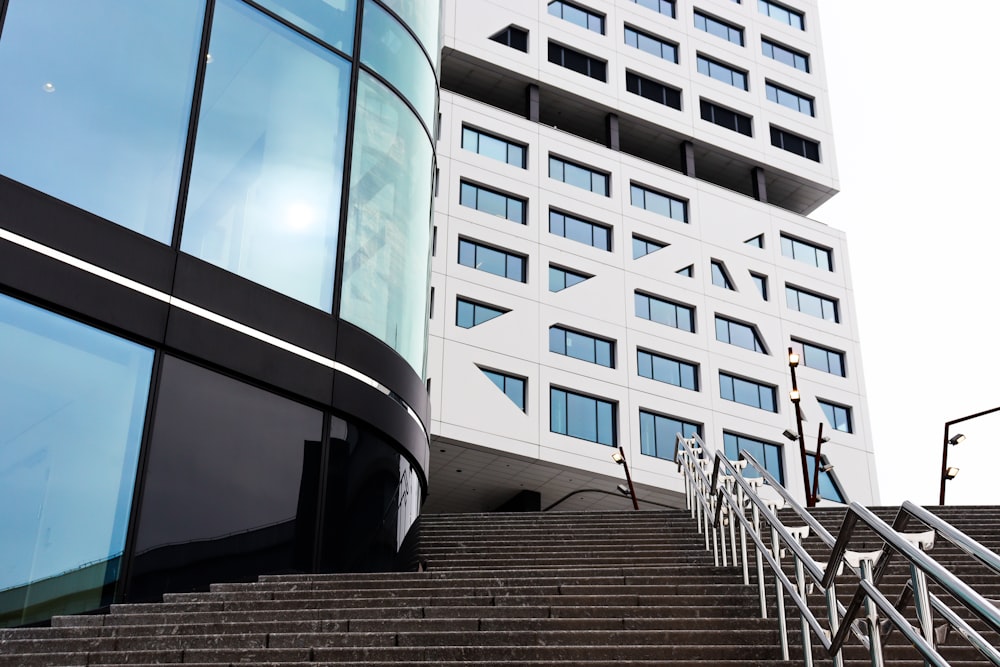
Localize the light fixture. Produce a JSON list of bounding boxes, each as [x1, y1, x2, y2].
[[616, 484, 631, 497], [788, 351, 800, 367], [819, 435, 831, 444], [820, 463, 835, 473], [948, 434, 966, 446], [611, 451, 625, 465], [789, 389, 801, 402], [782, 429, 799, 441], [945, 467, 960, 480]]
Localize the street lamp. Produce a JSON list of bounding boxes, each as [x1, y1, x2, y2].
[[940, 406, 1000, 505], [612, 447, 639, 510], [787, 347, 813, 507]]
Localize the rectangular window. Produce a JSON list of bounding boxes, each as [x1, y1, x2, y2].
[[781, 234, 832, 270], [758, 0, 804, 30], [762, 38, 809, 72], [481, 368, 526, 411], [750, 272, 769, 300], [625, 71, 682, 110], [700, 99, 752, 136], [548, 41, 607, 81], [625, 26, 679, 63], [720, 372, 776, 412], [637, 349, 698, 390], [458, 238, 527, 282], [819, 400, 853, 433], [715, 316, 766, 353], [807, 453, 845, 503], [633, 235, 666, 258], [766, 82, 814, 116], [771, 126, 820, 161], [631, 0, 675, 18], [636, 291, 695, 332], [724, 432, 784, 482], [549, 265, 589, 292], [697, 55, 748, 91], [549, 156, 610, 196], [462, 126, 527, 167], [550, 210, 611, 250], [456, 297, 507, 328], [550, 325, 615, 367], [548, 0, 605, 34], [550, 387, 616, 446], [694, 10, 744, 45], [630, 183, 687, 222], [460, 181, 526, 223], [792, 339, 845, 377], [490, 25, 529, 52], [786, 284, 838, 322], [640, 410, 701, 461]]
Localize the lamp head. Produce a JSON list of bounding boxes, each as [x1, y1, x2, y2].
[[782, 429, 799, 441], [789, 389, 801, 402], [611, 451, 625, 465], [788, 351, 800, 367], [945, 467, 960, 480], [948, 433, 966, 446], [616, 484, 631, 497], [820, 463, 835, 473]]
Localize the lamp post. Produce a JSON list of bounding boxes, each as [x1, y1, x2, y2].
[[787, 347, 814, 507], [612, 447, 639, 510], [940, 406, 1000, 505]]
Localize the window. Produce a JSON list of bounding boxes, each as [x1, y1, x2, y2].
[[481, 368, 526, 411], [771, 126, 820, 161], [631, 0, 675, 18], [625, 26, 679, 63], [633, 235, 666, 259], [549, 157, 610, 196], [460, 181, 526, 223], [700, 99, 752, 136], [807, 453, 845, 503], [550, 210, 612, 250], [462, 126, 527, 167], [792, 339, 845, 377], [550, 326, 615, 367], [758, 0, 804, 30], [750, 272, 769, 300], [715, 316, 766, 353], [490, 25, 529, 52], [697, 55, 748, 90], [456, 297, 507, 328], [781, 234, 832, 270], [636, 292, 695, 332], [548, 41, 607, 81], [745, 234, 764, 248], [638, 349, 698, 390], [819, 400, 853, 433], [724, 432, 784, 482], [786, 285, 838, 322], [631, 183, 687, 222], [766, 82, 814, 116], [458, 238, 526, 282], [694, 10, 744, 45], [548, 0, 605, 34], [625, 72, 682, 110], [550, 387, 616, 446], [640, 411, 701, 461], [549, 265, 590, 292], [677, 265, 694, 277], [762, 38, 809, 72], [721, 372, 776, 412], [711, 260, 735, 290]]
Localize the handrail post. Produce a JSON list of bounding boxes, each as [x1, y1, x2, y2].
[[825, 580, 844, 667], [752, 501, 767, 618], [770, 522, 790, 661], [737, 482, 750, 585], [910, 563, 935, 660], [858, 556, 885, 667]]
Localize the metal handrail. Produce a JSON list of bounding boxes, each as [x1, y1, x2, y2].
[[672, 434, 1000, 667]]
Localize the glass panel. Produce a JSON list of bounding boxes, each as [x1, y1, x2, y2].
[[676, 306, 693, 331], [476, 187, 508, 218], [0, 294, 153, 626], [593, 225, 610, 250], [549, 327, 566, 354], [597, 400, 614, 445], [550, 388, 567, 434], [637, 351, 653, 378], [182, 0, 350, 309], [549, 267, 564, 292], [456, 299, 474, 327], [649, 299, 675, 327], [654, 415, 675, 460], [639, 412, 656, 456], [482, 369, 505, 392], [340, 71, 434, 374], [635, 294, 650, 320], [566, 392, 597, 442], [733, 377, 760, 407], [595, 340, 612, 367], [477, 133, 508, 163], [0, 0, 204, 243], [460, 182, 477, 208], [361, 0, 437, 131], [255, 0, 356, 53], [506, 377, 525, 410], [377, 0, 441, 67], [680, 363, 696, 390], [653, 354, 680, 386]]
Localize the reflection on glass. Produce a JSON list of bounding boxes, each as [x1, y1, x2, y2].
[[377, 0, 441, 63], [254, 0, 357, 54], [340, 72, 434, 375], [360, 0, 437, 131], [0, 294, 153, 626], [0, 0, 204, 242], [181, 0, 350, 310]]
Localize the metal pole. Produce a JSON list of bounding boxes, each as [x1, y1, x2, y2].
[[619, 446, 639, 511], [939, 404, 1000, 505], [789, 348, 813, 507], [811, 424, 825, 507]]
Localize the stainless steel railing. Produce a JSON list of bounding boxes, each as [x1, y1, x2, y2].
[[673, 433, 1000, 667]]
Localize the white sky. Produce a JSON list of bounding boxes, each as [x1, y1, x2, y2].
[[813, 1, 1000, 506]]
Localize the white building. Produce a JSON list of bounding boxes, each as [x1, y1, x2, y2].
[[424, 0, 878, 512]]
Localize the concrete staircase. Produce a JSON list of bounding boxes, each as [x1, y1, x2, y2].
[[0, 507, 995, 665]]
